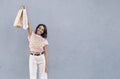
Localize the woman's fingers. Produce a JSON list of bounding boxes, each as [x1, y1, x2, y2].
[[21, 4, 25, 9]]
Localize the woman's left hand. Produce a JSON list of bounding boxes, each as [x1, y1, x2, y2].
[[45, 65, 48, 73]]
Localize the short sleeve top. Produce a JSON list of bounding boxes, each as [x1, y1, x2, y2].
[[28, 32, 48, 53]]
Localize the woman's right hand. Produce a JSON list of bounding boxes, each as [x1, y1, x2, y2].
[[21, 5, 25, 9]]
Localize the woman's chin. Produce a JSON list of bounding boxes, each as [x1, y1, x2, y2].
[[36, 33, 41, 35], [37, 32, 41, 35]]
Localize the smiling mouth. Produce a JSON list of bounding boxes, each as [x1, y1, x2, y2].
[[39, 31, 43, 34]]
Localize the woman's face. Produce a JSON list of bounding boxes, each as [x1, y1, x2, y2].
[[37, 26, 44, 35]]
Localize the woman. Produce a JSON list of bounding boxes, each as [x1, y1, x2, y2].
[[27, 16, 49, 79]]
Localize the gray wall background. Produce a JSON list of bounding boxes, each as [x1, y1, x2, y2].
[[0, 0, 120, 79]]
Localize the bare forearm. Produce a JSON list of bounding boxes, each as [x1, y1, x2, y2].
[[27, 19, 32, 36], [44, 50, 48, 73], [44, 51, 48, 66], [44, 46, 48, 66]]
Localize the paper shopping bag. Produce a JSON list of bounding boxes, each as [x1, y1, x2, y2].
[[13, 8, 23, 28], [23, 9, 28, 30]]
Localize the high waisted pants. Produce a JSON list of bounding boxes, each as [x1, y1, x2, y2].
[[29, 54, 47, 79]]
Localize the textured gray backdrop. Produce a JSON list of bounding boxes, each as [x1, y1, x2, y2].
[[0, 0, 120, 79]]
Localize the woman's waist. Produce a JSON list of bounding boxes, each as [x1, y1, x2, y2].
[[30, 51, 44, 56], [31, 51, 43, 54]]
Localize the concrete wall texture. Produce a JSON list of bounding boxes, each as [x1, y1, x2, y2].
[[0, 0, 120, 79]]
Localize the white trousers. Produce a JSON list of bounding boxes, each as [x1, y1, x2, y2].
[[29, 54, 48, 79]]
